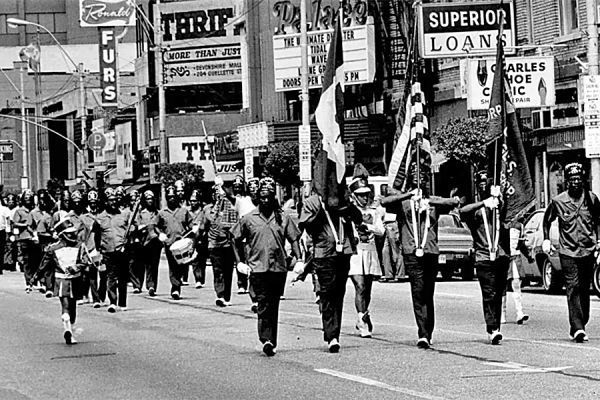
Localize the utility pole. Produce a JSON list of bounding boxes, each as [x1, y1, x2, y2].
[[79, 62, 87, 175], [155, 0, 167, 165], [19, 62, 28, 191], [299, 0, 311, 194], [587, 0, 600, 193]]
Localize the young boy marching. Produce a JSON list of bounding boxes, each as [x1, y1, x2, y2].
[[32, 219, 93, 344]]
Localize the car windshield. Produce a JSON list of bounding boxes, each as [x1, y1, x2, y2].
[[438, 214, 461, 228]]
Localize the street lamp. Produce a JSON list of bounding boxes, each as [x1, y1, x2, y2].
[[7, 17, 88, 180]]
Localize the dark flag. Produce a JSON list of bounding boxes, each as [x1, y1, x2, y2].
[[487, 12, 534, 221], [314, 9, 346, 209]]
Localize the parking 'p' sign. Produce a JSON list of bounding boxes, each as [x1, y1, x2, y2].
[[88, 131, 107, 151]]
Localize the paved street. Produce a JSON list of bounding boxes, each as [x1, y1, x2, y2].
[[1, 261, 600, 400]]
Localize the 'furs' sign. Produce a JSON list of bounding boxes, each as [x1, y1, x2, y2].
[[418, 1, 515, 58]]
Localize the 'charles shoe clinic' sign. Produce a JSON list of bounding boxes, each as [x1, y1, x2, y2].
[[418, 1, 515, 58]]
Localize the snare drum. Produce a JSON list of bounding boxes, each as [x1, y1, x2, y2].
[[169, 238, 195, 265]]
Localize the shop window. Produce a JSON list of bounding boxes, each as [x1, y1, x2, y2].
[[532, 109, 552, 129], [558, 0, 579, 36], [555, 87, 578, 104]]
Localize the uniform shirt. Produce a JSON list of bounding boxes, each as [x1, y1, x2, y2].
[[298, 195, 360, 258], [461, 206, 509, 262], [33, 208, 54, 247], [0, 204, 11, 231], [13, 206, 34, 241], [232, 208, 301, 273], [389, 198, 447, 256], [201, 202, 235, 249], [79, 212, 98, 251], [157, 206, 193, 247], [136, 208, 160, 246], [545, 190, 600, 258], [95, 208, 132, 253]]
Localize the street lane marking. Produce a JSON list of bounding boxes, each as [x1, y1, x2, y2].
[[315, 369, 448, 400], [480, 361, 573, 373]]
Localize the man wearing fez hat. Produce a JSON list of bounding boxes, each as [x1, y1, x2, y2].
[[299, 171, 363, 353], [135, 190, 161, 297], [156, 185, 195, 300], [460, 170, 510, 345], [31, 189, 56, 297], [84, 189, 106, 308], [543, 162, 600, 343], [189, 189, 208, 289], [93, 187, 134, 313], [382, 159, 459, 349], [13, 189, 36, 292], [232, 177, 302, 356], [32, 218, 93, 344]]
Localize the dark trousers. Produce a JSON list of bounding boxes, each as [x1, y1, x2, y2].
[[29, 242, 43, 284], [476, 258, 508, 334], [209, 246, 235, 302], [128, 245, 142, 290], [192, 240, 208, 285], [313, 255, 350, 343], [104, 251, 129, 308], [237, 271, 249, 291], [135, 239, 162, 291], [382, 222, 405, 279], [165, 248, 184, 295], [251, 272, 287, 347], [89, 267, 107, 304], [17, 240, 33, 285], [560, 254, 594, 335], [4, 236, 16, 271], [404, 254, 439, 341]]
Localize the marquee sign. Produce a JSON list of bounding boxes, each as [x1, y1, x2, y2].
[[418, 1, 515, 58], [154, 0, 242, 87], [79, 0, 136, 27]]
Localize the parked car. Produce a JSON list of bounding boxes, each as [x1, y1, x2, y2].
[[519, 209, 563, 293], [437, 212, 475, 281]]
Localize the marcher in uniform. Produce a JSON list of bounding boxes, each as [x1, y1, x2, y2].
[[232, 177, 302, 356], [543, 162, 600, 343], [31, 190, 56, 297], [13, 190, 36, 292], [189, 189, 207, 289], [502, 219, 533, 325], [136, 190, 161, 296]]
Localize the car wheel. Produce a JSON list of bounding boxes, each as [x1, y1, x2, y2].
[[440, 268, 454, 281], [461, 262, 474, 281], [542, 258, 561, 293], [593, 263, 600, 300]]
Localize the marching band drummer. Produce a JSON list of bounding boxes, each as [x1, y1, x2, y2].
[[156, 185, 195, 300], [135, 190, 162, 297], [94, 188, 134, 313], [381, 160, 459, 349], [31, 218, 93, 345], [188, 189, 207, 289], [232, 177, 303, 356]]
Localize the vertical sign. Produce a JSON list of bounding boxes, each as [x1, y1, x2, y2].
[[299, 125, 311, 181], [116, 122, 133, 180], [99, 28, 118, 107], [244, 148, 254, 180], [583, 76, 600, 157]]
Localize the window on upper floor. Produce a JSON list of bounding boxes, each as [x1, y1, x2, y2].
[[558, 0, 579, 36], [0, 14, 19, 34], [24, 13, 67, 34]]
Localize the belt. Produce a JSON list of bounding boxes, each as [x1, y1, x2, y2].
[[55, 272, 81, 279]]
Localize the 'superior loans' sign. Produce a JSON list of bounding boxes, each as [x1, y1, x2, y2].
[[419, 1, 515, 58], [155, 0, 242, 87], [467, 57, 555, 109], [273, 25, 375, 91]]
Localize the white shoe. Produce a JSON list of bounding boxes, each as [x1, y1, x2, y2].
[[120, 306, 128, 312], [182, 281, 189, 286], [107, 305, 116, 313], [572, 330, 587, 343], [417, 338, 430, 349], [62, 314, 73, 344], [489, 330, 503, 345], [516, 314, 529, 325], [237, 288, 247, 294], [224, 301, 233, 306], [328, 338, 340, 353], [356, 313, 371, 338], [195, 282, 204, 289], [216, 298, 226, 307]]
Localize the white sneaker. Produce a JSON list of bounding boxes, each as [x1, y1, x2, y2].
[[62, 314, 73, 344], [107, 304, 117, 313], [328, 338, 340, 353], [237, 288, 247, 295], [417, 338, 430, 349], [216, 298, 226, 307], [195, 282, 204, 289], [573, 330, 586, 343], [224, 301, 233, 306], [489, 330, 503, 345]]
